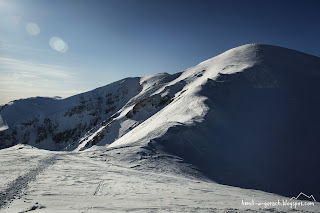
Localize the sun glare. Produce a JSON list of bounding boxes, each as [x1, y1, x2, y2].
[[49, 37, 69, 53]]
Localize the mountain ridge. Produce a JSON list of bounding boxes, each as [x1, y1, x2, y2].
[[1, 43, 320, 199], [1, 43, 319, 150]]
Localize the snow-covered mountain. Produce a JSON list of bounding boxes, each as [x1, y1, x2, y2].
[[1, 43, 320, 202], [0, 72, 182, 150]]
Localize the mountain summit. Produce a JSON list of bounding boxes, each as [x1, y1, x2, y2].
[[1, 44, 320, 199]]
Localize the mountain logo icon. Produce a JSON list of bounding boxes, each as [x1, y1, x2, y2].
[[291, 192, 316, 202]]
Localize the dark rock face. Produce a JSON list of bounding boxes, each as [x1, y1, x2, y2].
[[126, 94, 173, 119], [36, 126, 47, 143]]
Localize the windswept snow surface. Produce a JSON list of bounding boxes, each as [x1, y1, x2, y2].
[[1, 44, 320, 211], [1, 145, 319, 212]]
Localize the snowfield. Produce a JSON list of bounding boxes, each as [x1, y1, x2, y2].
[[1, 44, 320, 212], [1, 145, 319, 212]]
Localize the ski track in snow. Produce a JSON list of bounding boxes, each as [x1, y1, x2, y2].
[[0, 153, 58, 210]]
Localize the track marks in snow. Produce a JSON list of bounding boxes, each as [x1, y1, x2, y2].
[[0, 154, 58, 209], [93, 180, 104, 196], [18, 203, 46, 213]]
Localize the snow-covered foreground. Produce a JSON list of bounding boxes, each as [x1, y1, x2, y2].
[[1, 145, 319, 213]]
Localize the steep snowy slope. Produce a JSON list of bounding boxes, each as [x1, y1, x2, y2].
[[0, 71, 184, 151], [73, 72, 183, 151], [0, 43, 264, 151], [108, 43, 259, 149], [107, 44, 320, 200]]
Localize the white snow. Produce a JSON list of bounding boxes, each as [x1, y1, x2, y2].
[[108, 44, 258, 148], [0, 115, 8, 131], [1, 145, 319, 212]]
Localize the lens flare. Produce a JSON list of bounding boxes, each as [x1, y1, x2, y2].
[[49, 37, 69, 53], [26, 22, 40, 36]]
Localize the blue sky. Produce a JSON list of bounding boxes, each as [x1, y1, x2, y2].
[[1, 0, 320, 105]]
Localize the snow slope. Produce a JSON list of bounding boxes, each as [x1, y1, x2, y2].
[[148, 44, 320, 200], [108, 43, 259, 148], [1, 144, 319, 212], [105, 44, 320, 200], [1, 44, 320, 211]]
